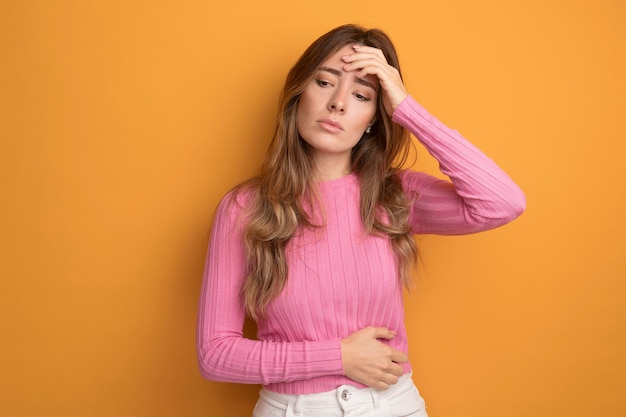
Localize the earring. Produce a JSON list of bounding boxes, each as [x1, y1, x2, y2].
[[365, 126, 371, 134]]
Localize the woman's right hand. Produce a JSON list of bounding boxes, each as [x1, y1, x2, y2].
[[340, 326, 408, 390]]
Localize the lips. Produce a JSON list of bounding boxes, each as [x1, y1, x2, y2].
[[318, 119, 344, 133]]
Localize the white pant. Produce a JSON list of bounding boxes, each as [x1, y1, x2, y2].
[[252, 373, 428, 417]]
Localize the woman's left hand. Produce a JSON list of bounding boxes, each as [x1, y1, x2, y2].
[[341, 45, 408, 116]]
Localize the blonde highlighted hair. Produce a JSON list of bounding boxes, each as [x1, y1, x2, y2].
[[236, 24, 417, 319]]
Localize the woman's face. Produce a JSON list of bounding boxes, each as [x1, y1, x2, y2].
[[297, 44, 379, 174]]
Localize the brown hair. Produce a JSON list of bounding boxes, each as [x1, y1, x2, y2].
[[237, 24, 417, 319]]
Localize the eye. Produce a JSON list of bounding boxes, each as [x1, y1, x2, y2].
[[315, 79, 332, 88], [354, 93, 372, 102]]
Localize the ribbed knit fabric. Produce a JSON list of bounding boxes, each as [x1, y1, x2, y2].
[[196, 96, 526, 394]]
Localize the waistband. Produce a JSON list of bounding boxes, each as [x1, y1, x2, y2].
[[259, 372, 415, 412]]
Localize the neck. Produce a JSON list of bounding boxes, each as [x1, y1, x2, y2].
[[312, 154, 352, 181]]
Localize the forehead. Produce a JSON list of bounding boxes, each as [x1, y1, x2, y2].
[[317, 44, 380, 87], [323, 44, 360, 62], [320, 44, 360, 67]]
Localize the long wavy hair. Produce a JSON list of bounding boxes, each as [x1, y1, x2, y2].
[[238, 24, 417, 319]]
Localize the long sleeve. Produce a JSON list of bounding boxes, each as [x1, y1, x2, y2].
[[196, 192, 344, 386], [197, 96, 526, 394], [393, 96, 526, 234]]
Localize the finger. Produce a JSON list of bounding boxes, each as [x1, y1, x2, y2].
[[342, 51, 387, 67], [342, 56, 390, 73], [350, 62, 407, 113], [369, 327, 397, 340], [371, 379, 391, 390], [380, 372, 400, 386], [342, 48, 389, 66], [345, 63, 396, 88], [390, 349, 409, 363], [386, 361, 405, 377], [352, 44, 386, 59], [347, 47, 389, 69], [354, 64, 394, 84], [349, 62, 400, 89]]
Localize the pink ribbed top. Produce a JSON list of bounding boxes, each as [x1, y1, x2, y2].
[[196, 96, 525, 394]]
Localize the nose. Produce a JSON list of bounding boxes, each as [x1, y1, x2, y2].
[[328, 90, 347, 113], [329, 101, 344, 113]]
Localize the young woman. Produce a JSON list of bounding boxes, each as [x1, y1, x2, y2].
[[197, 24, 525, 417]]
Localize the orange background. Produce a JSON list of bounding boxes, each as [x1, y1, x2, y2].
[[1, 1, 625, 416]]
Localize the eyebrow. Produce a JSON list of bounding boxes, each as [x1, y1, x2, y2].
[[318, 66, 377, 91]]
